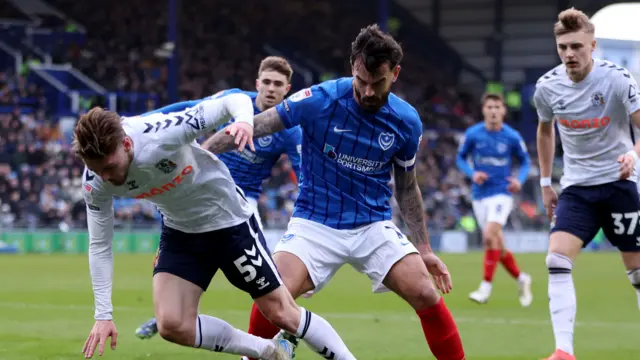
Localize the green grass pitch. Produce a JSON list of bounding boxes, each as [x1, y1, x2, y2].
[[1, 252, 638, 359]]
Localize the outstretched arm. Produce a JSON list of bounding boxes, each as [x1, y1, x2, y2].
[[393, 165, 432, 252], [204, 107, 286, 154]]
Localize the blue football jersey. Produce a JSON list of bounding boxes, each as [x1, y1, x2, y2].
[[275, 77, 423, 229], [142, 89, 302, 199], [456, 123, 531, 200]]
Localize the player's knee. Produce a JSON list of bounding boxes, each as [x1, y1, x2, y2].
[[273, 252, 314, 298], [545, 253, 573, 274], [482, 230, 498, 249], [156, 313, 193, 345], [405, 279, 441, 310]]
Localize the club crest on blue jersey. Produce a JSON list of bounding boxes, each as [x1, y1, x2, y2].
[[497, 142, 508, 153], [378, 132, 395, 150], [257, 135, 273, 147]]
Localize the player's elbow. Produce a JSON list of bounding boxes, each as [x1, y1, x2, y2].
[[537, 121, 553, 137]]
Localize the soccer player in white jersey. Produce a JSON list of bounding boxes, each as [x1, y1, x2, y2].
[[534, 8, 640, 360], [74, 96, 356, 360]]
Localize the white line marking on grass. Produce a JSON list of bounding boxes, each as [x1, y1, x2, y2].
[[0, 302, 637, 330]]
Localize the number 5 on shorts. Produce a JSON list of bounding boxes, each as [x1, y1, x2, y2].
[[233, 246, 264, 282]]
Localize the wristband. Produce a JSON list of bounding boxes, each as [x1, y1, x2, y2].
[[626, 150, 639, 162], [540, 177, 552, 187]]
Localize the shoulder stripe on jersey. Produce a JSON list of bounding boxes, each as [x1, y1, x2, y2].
[[142, 109, 199, 134], [84, 168, 95, 181]]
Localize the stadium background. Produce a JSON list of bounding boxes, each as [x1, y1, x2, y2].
[[0, 1, 639, 359]]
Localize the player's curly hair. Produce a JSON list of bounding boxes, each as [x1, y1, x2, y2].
[[350, 24, 403, 74], [554, 7, 595, 36], [259, 56, 293, 82], [72, 107, 125, 160]]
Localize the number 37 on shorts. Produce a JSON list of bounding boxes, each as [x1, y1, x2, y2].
[[551, 180, 640, 251], [611, 211, 640, 246]]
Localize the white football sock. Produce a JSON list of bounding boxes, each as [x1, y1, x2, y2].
[[546, 253, 575, 355], [195, 314, 275, 358], [627, 268, 640, 309], [295, 307, 356, 360], [479, 280, 492, 294]]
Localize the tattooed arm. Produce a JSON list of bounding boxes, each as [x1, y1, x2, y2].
[[203, 107, 286, 154], [393, 165, 432, 253]]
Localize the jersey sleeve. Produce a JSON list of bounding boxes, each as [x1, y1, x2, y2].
[[275, 86, 326, 129], [284, 127, 303, 180], [455, 131, 475, 178], [141, 93, 254, 147], [82, 168, 116, 320], [393, 110, 423, 172], [533, 85, 554, 123], [511, 131, 531, 184], [141, 100, 203, 117], [613, 69, 640, 116]]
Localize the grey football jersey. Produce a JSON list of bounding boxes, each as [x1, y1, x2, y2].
[[534, 59, 640, 188]]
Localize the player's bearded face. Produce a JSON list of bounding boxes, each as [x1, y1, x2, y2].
[[83, 138, 133, 186], [556, 31, 595, 78], [352, 61, 399, 112], [256, 71, 291, 109]]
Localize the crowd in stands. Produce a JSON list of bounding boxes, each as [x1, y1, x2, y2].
[[0, 0, 545, 233]]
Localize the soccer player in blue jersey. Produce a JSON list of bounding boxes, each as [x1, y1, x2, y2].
[[208, 24, 466, 360], [456, 93, 533, 307], [134, 56, 305, 341]]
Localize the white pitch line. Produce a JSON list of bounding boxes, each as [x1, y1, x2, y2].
[[0, 301, 637, 330]]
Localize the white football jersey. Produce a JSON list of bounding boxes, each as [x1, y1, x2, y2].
[[534, 58, 640, 188], [83, 94, 255, 320]]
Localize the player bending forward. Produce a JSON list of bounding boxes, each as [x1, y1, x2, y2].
[[134, 56, 304, 340], [534, 8, 640, 360], [208, 24, 466, 360], [75, 95, 356, 360], [456, 93, 533, 306]]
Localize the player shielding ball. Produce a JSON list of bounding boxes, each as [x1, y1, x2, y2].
[[74, 94, 356, 359], [208, 24, 466, 360], [456, 93, 533, 306], [534, 8, 640, 360], [133, 56, 303, 340]]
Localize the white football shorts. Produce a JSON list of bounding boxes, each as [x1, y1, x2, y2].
[[273, 218, 418, 293], [472, 194, 513, 229]]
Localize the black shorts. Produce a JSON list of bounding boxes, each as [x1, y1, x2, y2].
[[153, 215, 281, 298], [551, 180, 640, 252]]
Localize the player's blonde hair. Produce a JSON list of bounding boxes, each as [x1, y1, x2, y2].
[[554, 7, 595, 36], [72, 107, 125, 160], [258, 56, 293, 83]]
